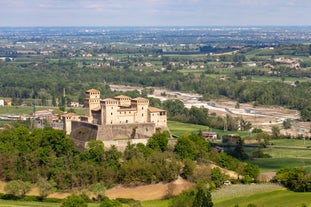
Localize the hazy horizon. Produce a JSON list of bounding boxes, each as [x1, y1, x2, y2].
[[1, 0, 311, 27]]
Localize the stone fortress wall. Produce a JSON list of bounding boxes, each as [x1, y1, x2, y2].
[[67, 89, 168, 149]]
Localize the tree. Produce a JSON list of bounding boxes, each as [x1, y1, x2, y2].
[[83, 140, 105, 163], [4, 180, 31, 197], [163, 99, 187, 118], [211, 167, 225, 188], [174, 135, 197, 160], [242, 163, 260, 182], [192, 188, 213, 207], [62, 195, 87, 207], [275, 167, 309, 192], [231, 138, 249, 161], [181, 159, 196, 179], [271, 126, 281, 138], [147, 131, 170, 152], [240, 119, 252, 131], [282, 119, 291, 129], [37, 177, 56, 198], [301, 106, 311, 121], [188, 106, 209, 125], [88, 182, 106, 201], [170, 189, 196, 207]]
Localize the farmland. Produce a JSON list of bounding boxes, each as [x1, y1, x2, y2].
[[1, 26, 311, 207]]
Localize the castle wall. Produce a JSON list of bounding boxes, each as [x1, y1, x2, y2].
[[116, 110, 135, 124], [91, 110, 101, 125], [69, 89, 168, 149], [104, 138, 149, 151], [96, 123, 156, 141], [70, 121, 98, 149]]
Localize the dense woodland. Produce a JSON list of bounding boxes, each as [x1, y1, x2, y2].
[[0, 125, 258, 193]]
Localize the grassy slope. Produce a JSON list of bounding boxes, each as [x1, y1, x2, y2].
[[248, 139, 311, 172], [168, 120, 248, 137], [215, 190, 311, 207], [250, 157, 311, 172]]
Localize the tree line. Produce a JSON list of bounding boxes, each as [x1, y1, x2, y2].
[[1, 60, 311, 120]]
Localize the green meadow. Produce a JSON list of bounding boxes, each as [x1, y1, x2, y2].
[[214, 190, 311, 207], [168, 120, 249, 137]]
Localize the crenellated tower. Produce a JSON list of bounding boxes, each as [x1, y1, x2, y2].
[[84, 89, 101, 123]]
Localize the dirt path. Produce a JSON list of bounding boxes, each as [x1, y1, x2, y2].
[[106, 177, 194, 201], [0, 178, 193, 201]]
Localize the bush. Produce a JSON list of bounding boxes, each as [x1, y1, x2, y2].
[[4, 180, 31, 197], [100, 196, 122, 207], [169, 189, 196, 207], [115, 198, 141, 207], [62, 195, 87, 207]]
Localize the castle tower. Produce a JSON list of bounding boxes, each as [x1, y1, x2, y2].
[[114, 95, 131, 107], [131, 97, 149, 123], [84, 89, 101, 118], [100, 98, 119, 125]]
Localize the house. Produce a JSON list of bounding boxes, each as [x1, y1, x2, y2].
[[201, 132, 218, 140], [0, 100, 4, 107], [69, 101, 80, 107]]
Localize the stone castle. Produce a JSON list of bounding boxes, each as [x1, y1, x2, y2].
[[63, 89, 168, 149]]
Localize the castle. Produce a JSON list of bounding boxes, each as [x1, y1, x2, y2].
[[63, 89, 168, 149]]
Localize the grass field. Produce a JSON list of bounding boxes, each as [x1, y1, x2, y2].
[[168, 120, 249, 137], [269, 139, 311, 147], [249, 157, 311, 172], [141, 199, 170, 207], [167, 120, 210, 136], [246, 140, 311, 172], [214, 189, 311, 207]]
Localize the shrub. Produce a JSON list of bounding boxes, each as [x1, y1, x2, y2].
[[4, 180, 31, 197], [100, 196, 122, 207], [62, 195, 87, 207]]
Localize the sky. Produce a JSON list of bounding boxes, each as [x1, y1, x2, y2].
[[0, 0, 311, 27]]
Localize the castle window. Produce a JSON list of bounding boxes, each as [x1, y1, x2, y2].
[[111, 112, 113, 115], [142, 114, 144, 117], [142, 107, 144, 110], [111, 121, 112, 124], [126, 120, 128, 123]]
